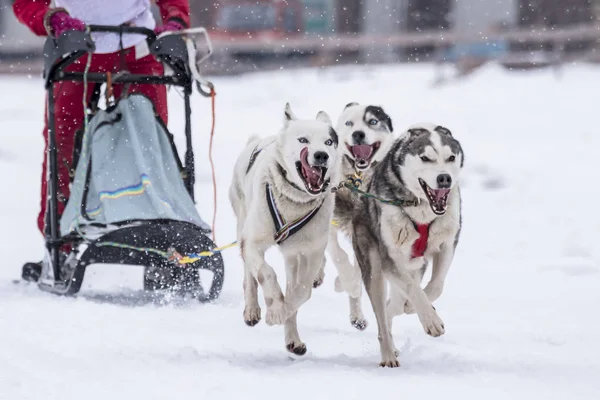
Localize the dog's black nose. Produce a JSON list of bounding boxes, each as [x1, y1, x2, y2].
[[437, 174, 452, 188], [352, 130, 366, 144], [313, 151, 329, 166]]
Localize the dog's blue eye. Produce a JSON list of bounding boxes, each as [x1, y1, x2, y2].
[[345, 121, 353, 127], [298, 137, 308, 144], [420, 155, 432, 162], [325, 139, 333, 146], [369, 119, 378, 125], [447, 155, 456, 162]]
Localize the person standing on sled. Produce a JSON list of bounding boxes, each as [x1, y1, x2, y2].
[[13, 0, 191, 274]]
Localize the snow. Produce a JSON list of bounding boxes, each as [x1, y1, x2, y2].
[[1, 62, 600, 399]]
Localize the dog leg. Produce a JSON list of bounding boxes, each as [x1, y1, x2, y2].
[[360, 251, 398, 367], [282, 251, 324, 355], [283, 254, 307, 355], [284, 252, 320, 313], [312, 255, 325, 289], [348, 296, 367, 331], [327, 227, 362, 297], [327, 227, 367, 330], [424, 245, 454, 303], [243, 268, 261, 326], [386, 268, 445, 338], [243, 241, 288, 326], [403, 267, 427, 314], [386, 283, 407, 327], [232, 203, 261, 326]]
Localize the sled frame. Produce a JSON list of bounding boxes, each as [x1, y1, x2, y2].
[[39, 25, 223, 299]]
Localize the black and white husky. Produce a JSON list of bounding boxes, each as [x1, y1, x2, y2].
[[228, 103, 340, 355], [319, 103, 396, 330], [351, 124, 464, 367]]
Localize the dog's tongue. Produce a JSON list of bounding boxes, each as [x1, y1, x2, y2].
[[300, 147, 323, 187], [431, 189, 450, 202], [351, 144, 373, 161]]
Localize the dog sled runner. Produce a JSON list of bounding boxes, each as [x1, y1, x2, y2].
[[22, 25, 224, 302]]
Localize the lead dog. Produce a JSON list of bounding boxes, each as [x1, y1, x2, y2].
[[351, 124, 464, 367], [228, 103, 340, 355], [320, 102, 395, 330]]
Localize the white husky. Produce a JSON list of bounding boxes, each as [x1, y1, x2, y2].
[[228, 103, 340, 355]]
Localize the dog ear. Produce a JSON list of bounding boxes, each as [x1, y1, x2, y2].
[[316, 111, 332, 125], [284, 102, 298, 125], [407, 127, 430, 138], [434, 125, 452, 137]]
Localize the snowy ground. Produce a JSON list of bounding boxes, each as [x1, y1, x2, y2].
[[1, 62, 600, 400]]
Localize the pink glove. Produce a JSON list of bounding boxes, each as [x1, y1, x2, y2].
[[154, 20, 185, 35], [49, 11, 86, 37]]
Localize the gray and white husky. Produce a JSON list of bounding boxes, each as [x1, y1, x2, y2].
[[228, 103, 340, 355], [319, 102, 396, 330], [351, 124, 464, 367]]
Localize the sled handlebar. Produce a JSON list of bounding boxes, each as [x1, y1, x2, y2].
[[43, 25, 190, 89], [87, 25, 157, 45]]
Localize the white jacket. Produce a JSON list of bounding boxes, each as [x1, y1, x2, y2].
[[55, 0, 155, 54]]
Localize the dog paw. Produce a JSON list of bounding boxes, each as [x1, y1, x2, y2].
[[286, 341, 307, 356], [265, 303, 288, 326], [313, 272, 324, 288], [351, 317, 368, 331], [379, 358, 400, 368], [420, 309, 445, 337], [243, 305, 261, 327], [394, 348, 400, 357]]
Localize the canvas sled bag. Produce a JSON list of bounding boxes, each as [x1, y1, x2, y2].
[[61, 93, 210, 238]]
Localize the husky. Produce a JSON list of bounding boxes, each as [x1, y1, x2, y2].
[[318, 102, 395, 331], [351, 124, 464, 367], [228, 103, 340, 355]]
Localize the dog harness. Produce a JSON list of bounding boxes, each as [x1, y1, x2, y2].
[[411, 222, 430, 258], [265, 184, 323, 245]]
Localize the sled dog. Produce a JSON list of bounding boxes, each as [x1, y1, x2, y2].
[[228, 103, 340, 355], [351, 124, 464, 367], [321, 102, 396, 331]]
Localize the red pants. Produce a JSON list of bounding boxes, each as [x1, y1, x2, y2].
[[38, 48, 168, 234]]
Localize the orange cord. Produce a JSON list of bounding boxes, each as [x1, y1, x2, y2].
[[208, 87, 217, 243]]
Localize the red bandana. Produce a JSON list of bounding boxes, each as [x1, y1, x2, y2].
[[411, 223, 430, 258]]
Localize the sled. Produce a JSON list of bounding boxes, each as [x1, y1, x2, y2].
[[22, 25, 224, 302]]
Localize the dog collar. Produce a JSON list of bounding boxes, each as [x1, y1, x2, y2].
[[265, 183, 323, 245]]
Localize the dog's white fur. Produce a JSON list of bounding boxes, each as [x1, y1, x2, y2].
[[324, 103, 396, 330], [228, 103, 340, 354], [352, 123, 463, 367]]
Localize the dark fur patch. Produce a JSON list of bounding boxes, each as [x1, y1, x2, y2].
[[408, 128, 430, 137], [284, 104, 293, 121], [329, 127, 339, 148], [257, 271, 265, 284], [365, 105, 393, 132], [276, 163, 305, 193], [438, 129, 464, 167], [245, 145, 262, 174], [345, 102, 359, 109], [434, 125, 452, 137]]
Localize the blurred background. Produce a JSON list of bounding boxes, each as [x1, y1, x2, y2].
[[1, 0, 600, 76]]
